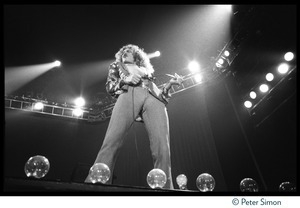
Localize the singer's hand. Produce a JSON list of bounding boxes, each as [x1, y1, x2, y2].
[[169, 73, 183, 86], [124, 74, 141, 85]]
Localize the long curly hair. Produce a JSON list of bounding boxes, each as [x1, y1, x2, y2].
[[115, 44, 154, 75]]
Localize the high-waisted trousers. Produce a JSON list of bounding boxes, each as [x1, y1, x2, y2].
[[85, 86, 174, 189]]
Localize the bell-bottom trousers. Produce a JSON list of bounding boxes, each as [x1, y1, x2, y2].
[[85, 86, 174, 189]]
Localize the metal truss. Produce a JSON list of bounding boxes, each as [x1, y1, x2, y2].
[[5, 97, 89, 121]]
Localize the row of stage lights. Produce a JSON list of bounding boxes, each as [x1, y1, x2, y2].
[[215, 49, 231, 69], [243, 52, 295, 110], [213, 38, 240, 75], [30, 97, 87, 117], [188, 46, 237, 81], [25, 155, 296, 192]]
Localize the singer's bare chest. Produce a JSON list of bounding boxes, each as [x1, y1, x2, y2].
[[125, 64, 147, 77]]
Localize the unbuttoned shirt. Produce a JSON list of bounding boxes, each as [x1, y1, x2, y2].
[[105, 61, 172, 105]]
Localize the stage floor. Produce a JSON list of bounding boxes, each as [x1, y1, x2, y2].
[[3, 177, 197, 194]]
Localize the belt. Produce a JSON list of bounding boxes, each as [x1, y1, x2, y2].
[[129, 78, 151, 89]]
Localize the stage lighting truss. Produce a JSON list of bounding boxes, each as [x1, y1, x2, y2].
[[212, 5, 255, 76], [4, 63, 230, 122], [4, 72, 205, 122], [212, 40, 241, 75], [243, 65, 296, 115], [5, 96, 89, 120]]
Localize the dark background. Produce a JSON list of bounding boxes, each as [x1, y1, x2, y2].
[[3, 4, 297, 193]]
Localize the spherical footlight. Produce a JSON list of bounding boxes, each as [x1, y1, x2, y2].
[[147, 168, 167, 189], [196, 173, 215, 192], [88, 163, 111, 184], [176, 174, 188, 190], [24, 155, 50, 179], [279, 181, 296, 192], [240, 178, 259, 192]]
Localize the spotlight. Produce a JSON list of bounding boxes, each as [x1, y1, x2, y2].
[[265, 73, 274, 82], [215, 62, 222, 68], [277, 63, 289, 74], [244, 100, 252, 108], [259, 84, 269, 93], [224, 50, 230, 57], [53, 60, 61, 67], [74, 97, 85, 107], [216, 5, 232, 13], [284, 52, 294, 62], [194, 74, 203, 83], [217, 58, 224, 65], [249, 91, 256, 99], [33, 102, 44, 110], [188, 61, 200, 73], [147, 51, 161, 59], [154, 51, 161, 57], [215, 57, 229, 69], [73, 108, 83, 117]]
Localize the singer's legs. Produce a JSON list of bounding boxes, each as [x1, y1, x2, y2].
[[142, 93, 174, 189], [84, 86, 146, 183]]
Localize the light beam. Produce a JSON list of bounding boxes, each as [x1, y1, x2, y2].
[[5, 61, 62, 95]]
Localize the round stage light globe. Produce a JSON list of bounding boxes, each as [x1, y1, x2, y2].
[[176, 174, 188, 190], [265, 73, 274, 82], [224, 50, 230, 57], [196, 173, 215, 192], [217, 58, 224, 65], [88, 163, 110, 184], [24, 155, 50, 179], [240, 178, 259, 192], [259, 84, 269, 93], [147, 168, 167, 189], [284, 52, 294, 61], [249, 91, 257, 99], [244, 100, 252, 108], [278, 63, 289, 74], [279, 181, 296, 192]]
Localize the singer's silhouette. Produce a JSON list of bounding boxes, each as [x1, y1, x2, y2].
[[85, 44, 183, 189]]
